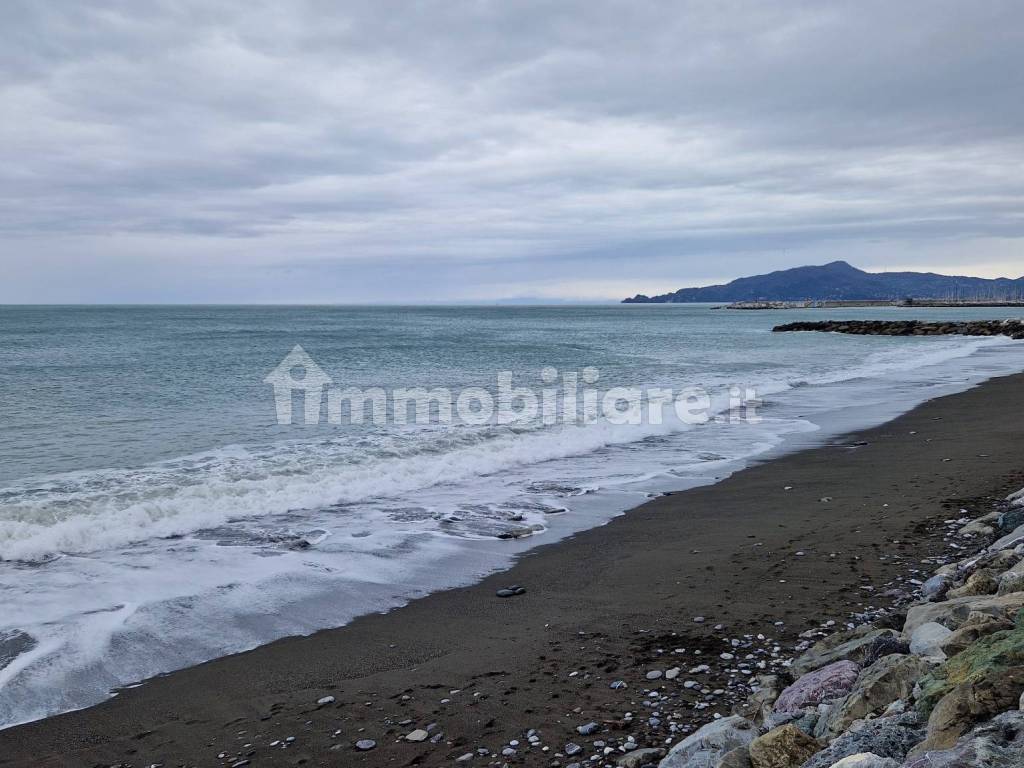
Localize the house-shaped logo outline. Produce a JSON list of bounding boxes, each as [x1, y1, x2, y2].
[[264, 345, 333, 424]]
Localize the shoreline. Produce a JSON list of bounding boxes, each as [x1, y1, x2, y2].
[[4, 373, 1024, 766]]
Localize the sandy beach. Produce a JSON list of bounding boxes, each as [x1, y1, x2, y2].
[[0, 372, 1020, 767]]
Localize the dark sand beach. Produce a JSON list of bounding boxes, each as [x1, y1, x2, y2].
[[2, 373, 1023, 767]]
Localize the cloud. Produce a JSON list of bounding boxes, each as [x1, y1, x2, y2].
[[1, 0, 1022, 301]]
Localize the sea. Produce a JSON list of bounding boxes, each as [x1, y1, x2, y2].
[[2, 304, 1023, 727]]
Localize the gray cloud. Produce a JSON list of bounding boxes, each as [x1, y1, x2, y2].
[[1, 0, 1022, 302]]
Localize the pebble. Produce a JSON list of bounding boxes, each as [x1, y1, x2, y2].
[[646, 670, 663, 680], [576, 722, 599, 735], [564, 742, 583, 756], [316, 695, 335, 706], [405, 729, 429, 742], [665, 667, 680, 680], [355, 739, 376, 751], [496, 585, 527, 597], [456, 753, 474, 763]]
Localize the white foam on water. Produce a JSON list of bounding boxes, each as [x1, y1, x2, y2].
[[0, 333, 1022, 727]]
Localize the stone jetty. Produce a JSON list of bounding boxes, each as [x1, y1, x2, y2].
[[773, 320, 1024, 339]]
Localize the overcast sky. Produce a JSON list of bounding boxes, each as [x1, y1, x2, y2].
[[2, 1, 1022, 303]]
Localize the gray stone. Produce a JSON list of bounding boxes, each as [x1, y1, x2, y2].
[[405, 729, 429, 742], [616, 748, 666, 768], [901, 710, 1024, 768], [826, 755, 898, 768], [790, 628, 895, 678], [989, 523, 1024, 552], [921, 574, 951, 600], [577, 722, 599, 735], [799, 711, 924, 768], [908, 622, 953, 660], [354, 739, 376, 750], [658, 715, 757, 768], [902, 592, 1024, 636]]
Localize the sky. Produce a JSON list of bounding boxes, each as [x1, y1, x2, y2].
[[2, 0, 1023, 303]]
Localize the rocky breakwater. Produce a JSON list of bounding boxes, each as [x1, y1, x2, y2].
[[656, 487, 1024, 768], [772, 320, 1024, 339]]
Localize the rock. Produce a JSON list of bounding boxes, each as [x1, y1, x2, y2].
[[958, 519, 995, 536], [577, 722, 599, 735], [774, 661, 861, 714], [647, 670, 664, 680], [800, 711, 925, 768], [989, 523, 1024, 552], [913, 623, 1024, 753], [746, 724, 821, 768], [997, 559, 1024, 595], [716, 746, 753, 768], [940, 612, 1015, 657], [946, 570, 1000, 599], [495, 586, 526, 597], [862, 635, 911, 668], [790, 629, 899, 678], [826, 755, 898, 768], [405, 729, 429, 742], [616, 748, 666, 768], [666, 667, 681, 680], [908, 622, 953, 660], [824, 654, 929, 736], [316, 695, 335, 706], [902, 592, 1024, 636], [998, 506, 1024, 533], [734, 675, 783, 726], [901, 710, 1024, 767], [354, 739, 376, 750], [921, 574, 951, 600], [564, 742, 583, 756], [658, 715, 757, 768]]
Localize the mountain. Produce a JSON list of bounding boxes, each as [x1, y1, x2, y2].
[[622, 261, 1024, 303]]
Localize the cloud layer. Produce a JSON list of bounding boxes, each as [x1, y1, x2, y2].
[[2, 0, 1023, 301]]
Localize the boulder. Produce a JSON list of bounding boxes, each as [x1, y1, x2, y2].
[[913, 624, 1024, 753], [716, 746, 753, 768], [823, 654, 929, 736], [901, 710, 1024, 768], [616, 748, 666, 768], [996, 559, 1024, 596], [734, 675, 783, 726], [908, 622, 953, 660], [921, 574, 951, 600], [998, 506, 1024, 533], [825, 755, 898, 768], [658, 715, 757, 768], [746, 724, 820, 768], [939, 612, 1015, 657], [946, 570, 1000, 599], [989, 523, 1024, 552], [799, 711, 925, 768], [774, 661, 861, 714], [790, 628, 898, 678], [902, 593, 1024, 636]]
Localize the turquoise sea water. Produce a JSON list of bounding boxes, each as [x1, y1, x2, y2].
[[1, 304, 1023, 725]]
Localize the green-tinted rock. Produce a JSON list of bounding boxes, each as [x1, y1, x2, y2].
[[916, 623, 1024, 715]]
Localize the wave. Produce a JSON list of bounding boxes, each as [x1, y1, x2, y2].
[[0, 334, 1012, 562]]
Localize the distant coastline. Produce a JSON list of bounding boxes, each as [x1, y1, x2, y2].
[[624, 260, 1024, 304]]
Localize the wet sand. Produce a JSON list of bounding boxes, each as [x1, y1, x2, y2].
[[2, 373, 1024, 767]]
